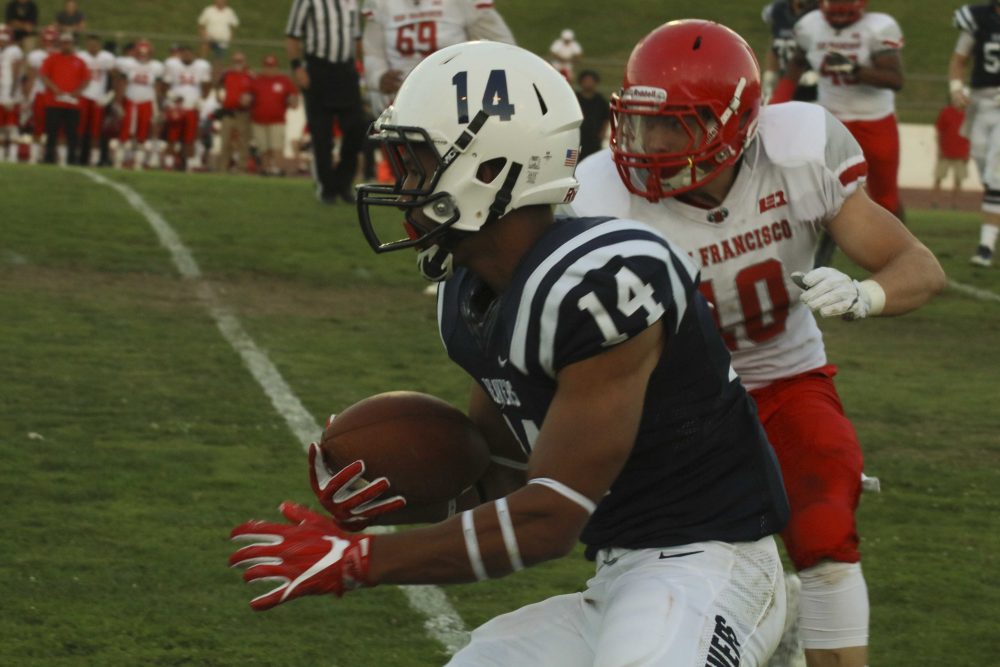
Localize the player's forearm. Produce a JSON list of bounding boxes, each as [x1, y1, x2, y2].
[[948, 53, 968, 84], [854, 63, 903, 91], [869, 244, 946, 315], [369, 486, 583, 585]]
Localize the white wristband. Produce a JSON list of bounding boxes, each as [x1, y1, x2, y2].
[[859, 279, 886, 316], [950, 79, 965, 94], [461, 510, 488, 581], [494, 498, 524, 572]]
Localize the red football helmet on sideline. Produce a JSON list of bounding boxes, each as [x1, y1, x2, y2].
[[821, 0, 866, 28], [610, 20, 762, 202]]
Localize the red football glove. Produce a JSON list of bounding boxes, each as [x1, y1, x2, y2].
[[229, 501, 374, 611], [308, 441, 406, 530]]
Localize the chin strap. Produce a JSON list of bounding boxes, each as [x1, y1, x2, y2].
[[485, 162, 523, 226]]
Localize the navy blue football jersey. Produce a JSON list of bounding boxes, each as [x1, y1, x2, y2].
[[438, 216, 789, 559], [955, 4, 1000, 90]]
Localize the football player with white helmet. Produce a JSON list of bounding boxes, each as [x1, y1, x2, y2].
[[569, 20, 944, 667], [230, 41, 792, 666], [950, 1, 1000, 267]]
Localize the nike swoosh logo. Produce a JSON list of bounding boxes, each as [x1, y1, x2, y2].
[[281, 536, 348, 602], [658, 550, 704, 560], [601, 557, 619, 566], [497, 356, 509, 367]]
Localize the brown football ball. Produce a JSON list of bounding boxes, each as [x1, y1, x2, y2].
[[319, 391, 491, 504]]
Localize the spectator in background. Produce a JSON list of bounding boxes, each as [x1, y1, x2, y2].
[[286, 0, 366, 204], [163, 44, 212, 171], [55, 0, 86, 36], [111, 39, 165, 170], [761, 0, 818, 104], [215, 50, 252, 172], [934, 99, 971, 210], [250, 54, 297, 176], [549, 28, 581, 82], [0, 24, 24, 162], [198, 0, 239, 64], [77, 32, 114, 166], [4, 0, 37, 49], [39, 31, 89, 164], [575, 68, 607, 160]]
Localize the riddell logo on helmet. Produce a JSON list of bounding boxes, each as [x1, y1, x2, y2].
[[622, 86, 667, 104]]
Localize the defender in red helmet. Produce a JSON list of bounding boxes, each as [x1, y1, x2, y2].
[[571, 19, 944, 667], [820, 0, 867, 28], [610, 20, 761, 202]]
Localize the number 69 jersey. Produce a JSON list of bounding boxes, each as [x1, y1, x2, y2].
[[569, 102, 867, 391], [438, 217, 789, 558]]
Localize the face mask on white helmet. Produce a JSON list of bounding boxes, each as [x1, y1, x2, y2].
[[357, 41, 583, 281]]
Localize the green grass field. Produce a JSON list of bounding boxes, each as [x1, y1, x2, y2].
[[32, 0, 962, 122], [1, 163, 998, 665]]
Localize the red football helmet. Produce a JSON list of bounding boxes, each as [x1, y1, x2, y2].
[[610, 20, 761, 202], [821, 0, 866, 28]]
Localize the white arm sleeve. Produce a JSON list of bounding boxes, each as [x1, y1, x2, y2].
[[955, 31, 975, 57]]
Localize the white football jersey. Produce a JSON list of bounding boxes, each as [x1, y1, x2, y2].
[[793, 10, 903, 121], [0, 44, 24, 104], [78, 49, 116, 102], [568, 103, 868, 390], [116, 57, 165, 103], [361, 0, 514, 108], [27, 48, 51, 97], [164, 58, 211, 109]]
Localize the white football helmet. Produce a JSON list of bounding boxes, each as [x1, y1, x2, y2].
[[357, 41, 582, 279]]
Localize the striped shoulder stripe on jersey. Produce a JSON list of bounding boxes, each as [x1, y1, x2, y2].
[[510, 222, 696, 379], [954, 6, 977, 34], [835, 154, 868, 188]]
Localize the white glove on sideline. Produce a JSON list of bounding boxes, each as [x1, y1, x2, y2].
[[791, 268, 885, 320]]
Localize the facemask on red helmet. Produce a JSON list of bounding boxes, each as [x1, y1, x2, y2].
[[821, 0, 866, 28], [610, 20, 761, 202]]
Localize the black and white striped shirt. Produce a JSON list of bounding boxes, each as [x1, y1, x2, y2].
[[286, 0, 360, 63]]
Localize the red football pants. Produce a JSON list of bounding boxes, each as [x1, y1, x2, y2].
[[78, 97, 104, 140], [750, 365, 863, 571], [842, 114, 900, 216], [120, 99, 154, 142]]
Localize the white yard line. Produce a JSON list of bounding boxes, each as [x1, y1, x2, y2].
[[79, 169, 471, 656], [948, 279, 1000, 304]]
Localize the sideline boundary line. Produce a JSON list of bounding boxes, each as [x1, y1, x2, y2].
[[79, 169, 471, 657], [948, 278, 1000, 304]]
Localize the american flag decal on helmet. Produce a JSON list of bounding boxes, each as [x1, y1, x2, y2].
[[564, 149, 579, 167]]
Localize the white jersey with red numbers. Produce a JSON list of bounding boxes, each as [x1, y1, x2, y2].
[[793, 9, 903, 121], [568, 102, 868, 390], [163, 58, 211, 110], [362, 0, 514, 106], [116, 56, 165, 103], [0, 44, 24, 104], [27, 48, 52, 98], [78, 49, 116, 102]]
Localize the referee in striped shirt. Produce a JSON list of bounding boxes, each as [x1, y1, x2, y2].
[[286, 0, 365, 204]]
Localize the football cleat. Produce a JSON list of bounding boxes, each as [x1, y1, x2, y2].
[[969, 245, 993, 267]]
